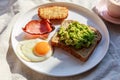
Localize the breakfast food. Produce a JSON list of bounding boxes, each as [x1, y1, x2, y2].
[[17, 39, 53, 62], [19, 5, 101, 62], [38, 6, 68, 20], [22, 19, 54, 39], [51, 20, 102, 62]]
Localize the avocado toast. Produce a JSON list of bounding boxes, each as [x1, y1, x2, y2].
[[51, 20, 102, 62]]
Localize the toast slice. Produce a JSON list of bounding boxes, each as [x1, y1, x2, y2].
[[51, 20, 102, 62], [38, 6, 68, 20]]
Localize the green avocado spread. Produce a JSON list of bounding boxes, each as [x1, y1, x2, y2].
[[58, 21, 95, 49]]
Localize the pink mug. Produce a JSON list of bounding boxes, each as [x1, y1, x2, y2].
[[107, 0, 120, 18]]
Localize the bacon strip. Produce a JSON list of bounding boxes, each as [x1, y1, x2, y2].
[[22, 19, 54, 39], [22, 19, 53, 35]]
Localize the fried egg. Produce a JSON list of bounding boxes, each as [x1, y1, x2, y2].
[[16, 39, 53, 62]]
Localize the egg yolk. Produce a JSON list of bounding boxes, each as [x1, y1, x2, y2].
[[33, 42, 51, 56]]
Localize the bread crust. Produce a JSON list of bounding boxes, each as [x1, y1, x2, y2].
[[38, 6, 68, 20], [51, 20, 102, 62]]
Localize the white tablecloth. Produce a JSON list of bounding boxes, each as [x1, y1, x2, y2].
[[1, 0, 120, 80]]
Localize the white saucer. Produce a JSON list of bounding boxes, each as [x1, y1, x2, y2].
[[94, 0, 120, 24]]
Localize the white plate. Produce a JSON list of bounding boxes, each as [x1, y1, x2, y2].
[[11, 2, 109, 77], [94, 0, 120, 24]]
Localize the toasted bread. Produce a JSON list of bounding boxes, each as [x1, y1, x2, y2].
[[51, 20, 102, 62], [38, 6, 68, 20]]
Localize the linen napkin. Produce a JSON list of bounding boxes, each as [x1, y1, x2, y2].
[[1, 0, 120, 80]]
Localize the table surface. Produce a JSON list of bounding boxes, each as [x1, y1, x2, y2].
[[1, 0, 120, 80]]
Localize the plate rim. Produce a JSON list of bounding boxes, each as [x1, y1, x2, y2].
[[11, 2, 110, 77]]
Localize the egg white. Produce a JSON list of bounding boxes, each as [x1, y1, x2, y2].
[[16, 39, 53, 62]]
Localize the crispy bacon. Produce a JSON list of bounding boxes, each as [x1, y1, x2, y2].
[[22, 19, 53, 35], [22, 19, 54, 39]]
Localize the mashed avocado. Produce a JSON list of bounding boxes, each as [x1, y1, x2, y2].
[[58, 21, 95, 49]]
